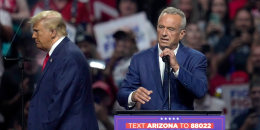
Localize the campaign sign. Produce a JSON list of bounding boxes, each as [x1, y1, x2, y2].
[[115, 115, 225, 130], [93, 12, 156, 59], [221, 84, 250, 129]]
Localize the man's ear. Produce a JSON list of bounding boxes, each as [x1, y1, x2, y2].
[[50, 29, 57, 39], [179, 29, 186, 40]]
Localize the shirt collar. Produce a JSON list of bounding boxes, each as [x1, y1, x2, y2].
[[48, 36, 65, 56], [158, 43, 179, 56]]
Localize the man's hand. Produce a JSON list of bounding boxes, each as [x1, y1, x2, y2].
[[132, 87, 152, 104], [160, 48, 179, 72]]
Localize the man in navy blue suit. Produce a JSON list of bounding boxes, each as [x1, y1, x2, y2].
[[27, 10, 98, 130], [117, 7, 208, 110]]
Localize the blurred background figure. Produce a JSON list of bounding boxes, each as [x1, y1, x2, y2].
[[247, 34, 260, 76], [0, 0, 30, 21], [250, 0, 260, 27], [104, 29, 138, 88], [197, 0, 209, 21], [183, 22, 205, 51], [171, 0, 199, 23], [216, 8, 254, 78], [31, 0, 91, 41], [0, 9, 12, 86], [0, 35, 41, 130], [205, 0, 230, 50], [77, 34, 101, 60], [92, 81, 114, 130], [76, 33, 115, 130], [231, 74, 260, 130], [0, 9, 13, 42], [116, 0, 157, 47], [117, 0, 139, 17], [31, 0, 89, 25], [76, 34, 104, 83]]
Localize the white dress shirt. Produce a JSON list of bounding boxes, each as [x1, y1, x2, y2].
[[48, 36, 65, 56], [128, 43, 180, 107]]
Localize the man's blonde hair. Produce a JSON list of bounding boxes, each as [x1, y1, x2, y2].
[[29, 10, 67, 36]]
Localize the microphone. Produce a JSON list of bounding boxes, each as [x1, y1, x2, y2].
[[162, 55, 169, 64], [162, 46, 170, 65]]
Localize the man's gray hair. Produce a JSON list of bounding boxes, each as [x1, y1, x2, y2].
[[158, 7, 186, 30]]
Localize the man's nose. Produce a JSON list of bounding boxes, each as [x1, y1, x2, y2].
[[32, 33, 36, 38], [162, 28, 167, 36]]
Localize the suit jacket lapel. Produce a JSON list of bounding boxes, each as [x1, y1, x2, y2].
[[176, 43, 186, 67], [32, 54, 53, 97], [151, 46, 164, 101]]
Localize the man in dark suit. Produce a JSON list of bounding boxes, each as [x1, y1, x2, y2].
[[117, 7, 208, 110], [27, 10, 98, 130]]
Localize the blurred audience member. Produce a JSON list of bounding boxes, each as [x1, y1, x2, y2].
[[0, 35, 41, 130], [197, 0, 209, 20], [76, 34, 101, 59], [93, 81, 114, 130], [171, 0, 200, 23], [0, 9, 13, 41], [31, 0, 90, 40], [0, 9, 14, 129], [116, 0, 157, 47], [216, 8, 254, 77], [76, 34, 115, 129], [26, 0, 39, 10], [231, 74, 260, 130], [229, 0, 248, 20], [117, 0, 139, 17], [247, 37, 260, 76], [199, 43, 225, 96], [183, 23, 219, 80], [0, 9, 13, 83], [250, 0, 260, 27], [183, 23, 205, 51], [104, 29, 138, 88], [142, 0, 167, 27], [205, 0, 230, 49], [0, 0, 30, 21], [32, 0, 89, 25], [76, 34, 103, 83]]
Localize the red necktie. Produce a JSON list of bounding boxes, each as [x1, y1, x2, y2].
[[42, 54, 49, 71]]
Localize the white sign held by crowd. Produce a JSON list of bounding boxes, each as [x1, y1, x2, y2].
[[94, 12, 157, 59]]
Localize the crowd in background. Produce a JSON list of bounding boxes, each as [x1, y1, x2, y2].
[[0, 0, 260, 130]]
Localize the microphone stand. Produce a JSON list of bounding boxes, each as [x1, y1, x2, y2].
[[162, 54, 171, 110], [4, 18, 26, 130], [165, 62, 171, 110], [4, 57, 26, 130]]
